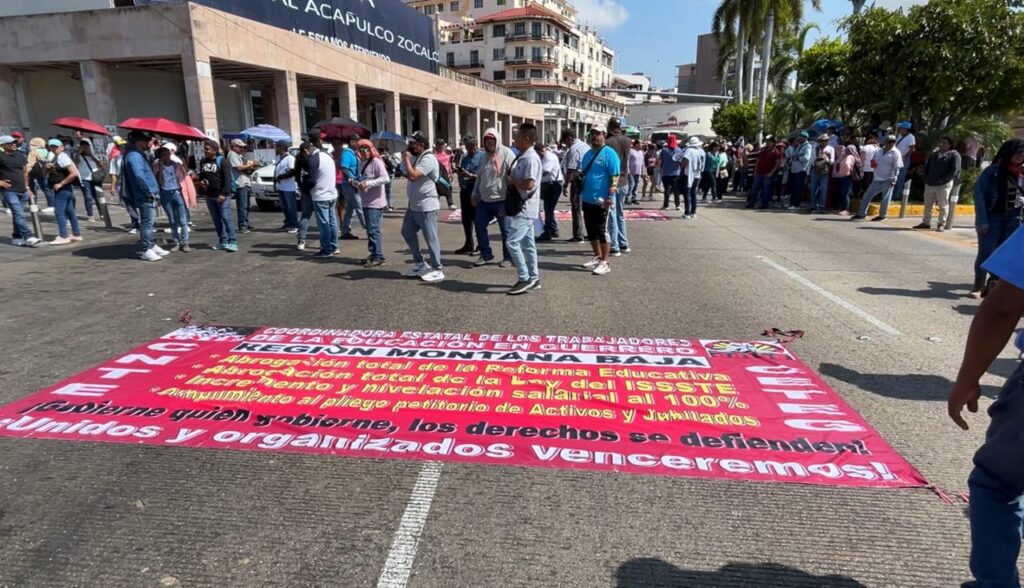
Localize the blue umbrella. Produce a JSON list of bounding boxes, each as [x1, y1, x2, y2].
[[371, 131, 408, 152], [224, 124, 292, 143], [811, 119, 842, 134]]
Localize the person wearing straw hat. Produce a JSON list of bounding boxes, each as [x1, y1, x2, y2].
[[809, 133, 835, 214]]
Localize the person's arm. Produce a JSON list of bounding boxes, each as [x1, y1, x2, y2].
[[360, 160, 390, 189], [125, 152, 156, 197], [403, 151, 425, 181], [952, 151, 962, 183], [974, 168, 991, 231], [889, 153, 902, 184], [22, 162, 32, 200], [605, 151, 620, 206], [514, 158, 539, 193], [276, 158, 298, 181], [949, 280, 1024, 429], [218, 159, 232, 200]]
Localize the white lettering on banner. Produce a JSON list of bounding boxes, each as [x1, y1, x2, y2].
[[785, 419, 866, 433], [148, 342, 199, 353], [51, 383, 117, 398], [777, 403, 845, 416], [746, 366, 862, 432], [294, 1, 438, 64], [97, 367, 151, 380], [116, 354, 178, 366]]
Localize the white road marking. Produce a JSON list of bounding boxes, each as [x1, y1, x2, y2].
[[376, 461, 443, 588], [757, 256, 902, 336]]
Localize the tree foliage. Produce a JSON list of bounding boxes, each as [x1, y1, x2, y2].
[[797, 38, 852, 121], [711, 102, 761, 139]]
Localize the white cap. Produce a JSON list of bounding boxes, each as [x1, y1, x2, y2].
[[162, 142, 177, 152]]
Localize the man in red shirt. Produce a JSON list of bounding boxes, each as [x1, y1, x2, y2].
[[746, 136, 783, 209]]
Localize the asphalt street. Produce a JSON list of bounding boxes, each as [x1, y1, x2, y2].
[[0, 184, 1010, 587]]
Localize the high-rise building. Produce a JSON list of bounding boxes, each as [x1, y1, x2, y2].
[[406, 0, 627, 142]]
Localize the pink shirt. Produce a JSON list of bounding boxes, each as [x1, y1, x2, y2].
[[434, 150, 452, 176], [357, 157, 390, 209]]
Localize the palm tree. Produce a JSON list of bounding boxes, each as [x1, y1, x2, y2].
[[755, 0, 822, 141], [766, 22, 819, 95], [712, 0, 762, 102], [850, 0, 867, 13]]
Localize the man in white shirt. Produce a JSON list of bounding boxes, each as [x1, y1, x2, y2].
[[307, 138, 339, 258], [854, 135, 903, 221], [535, 142, 563, 241], [560, 129, 590, 242], [892, 121, 916, 204], [678, 137, 705, 219], [228, 139, 259, 233], [506, 123, 543, 295], [272, 140, 299, 234], [810, 134, 835, 213], [401, 133, 445, 283]]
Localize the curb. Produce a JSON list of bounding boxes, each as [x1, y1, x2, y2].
[[849, 199, 974, 217]]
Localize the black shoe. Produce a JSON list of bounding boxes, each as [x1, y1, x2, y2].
[[528, 279, 542, 291], [912, 223, 930, 230], [851, 214, 867, 220], [507, 280, 532, 295], [745, 204, 755, 209], [454, 246, 474, 254], [871, 216, 887, 222], [340, 233, 360, 240], [365, 259, 386, 267], [536, 233, 553, 242], [567, 237, 584, 243]]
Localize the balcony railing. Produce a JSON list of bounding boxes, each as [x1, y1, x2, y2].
[[447, 60, 484, 69], [437, 66, 508, 96], [505, 56, 559, 66], [505, 32, 559, 43]]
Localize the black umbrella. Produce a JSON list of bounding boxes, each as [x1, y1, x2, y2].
[[312, 117, 371, 140]]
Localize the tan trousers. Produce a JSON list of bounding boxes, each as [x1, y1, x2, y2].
[[923, 180, 953, 226]]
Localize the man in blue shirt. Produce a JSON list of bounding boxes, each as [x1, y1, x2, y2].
[[659, 135, 682, 210], [578, 127, 620, 276], [949, 226, 1024, 587], [120, 130, 169, 261], [455, 135, 484, 254], [338, 134, 364, 240]]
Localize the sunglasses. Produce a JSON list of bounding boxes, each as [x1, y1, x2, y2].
[[358, 146, 370, 151]]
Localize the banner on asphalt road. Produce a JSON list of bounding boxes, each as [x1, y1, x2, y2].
[[0, 326, 926, 488], [443, 209, 671, 223]]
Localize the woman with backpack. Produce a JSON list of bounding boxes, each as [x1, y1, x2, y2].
[[833, 141, 862, 216], [74, 140, 105, 222], [46, 138, 83, 245]]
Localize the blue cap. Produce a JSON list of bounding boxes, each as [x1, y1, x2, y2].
[[47, 138, 63, 148], [896, 121, 912, 129]]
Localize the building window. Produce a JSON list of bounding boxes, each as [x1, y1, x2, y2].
[[424, 5, 435, 14], [547, 24, 553, 36], [450, 1, 459, 10], [493, 71, 506, 80], [514, 22, 525, 35], [437, 3, 443, 12], [497, 0, 506, 4], [532, 22, 542, 36], [493, 24, 506, 37], [514, 46, 524, 58], [493, 48, 505, 60], [474, 0, 483, 6], [516, 69, 526, 79], [470, 49, 479, 64], [531, 47, 542, 60], [446, 52, 455, 66], [535, 91, 556, 103], [530, 69, 543, 78]]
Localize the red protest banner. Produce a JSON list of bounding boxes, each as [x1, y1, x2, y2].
[[0, 326, 926, 488]]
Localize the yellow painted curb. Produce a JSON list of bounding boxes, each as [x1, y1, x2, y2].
[[849, 199, 974, 217]]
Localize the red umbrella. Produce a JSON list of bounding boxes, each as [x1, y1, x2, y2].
[[52, 117, 110, 136], [118, 117, 207, 140]]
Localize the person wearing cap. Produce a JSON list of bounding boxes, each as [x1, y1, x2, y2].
[[227, 138, 258, 234], [107, 135, 140, 235], [46, 138, 84, 245], [471, 127, 516, 268], [659, 135, 682, 211], [505, 122, 543, 295], [355, 139, 390, 266], [338, 134, 365, 240], [787, 132, 812, 210], [400, 133, 445, 282], [11, 131, 26, 155], [455, 135, 484, 254], [809, 133, 835, 214], [26, 137, 54, 212], [560, 129, 591, 242], [305, 135, 339, 258], [535, 141, 564, 242], [892, 121, 916, 205], [433, 138, 456, 210], [152, 146, 191, 252], [678, 136, 706, 219], [578, 126, 620, 276], [853, 134, 903, 221], [272, 140, 299, 234], [74, 140, 104, 223], [121, 130, 171, 259], [0, 135, 41, 247]]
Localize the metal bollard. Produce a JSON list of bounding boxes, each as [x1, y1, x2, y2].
[[29, 199, 44, 241], [96, 189, 113, 228], [898, 181, 911, 219], [945, 181, 961, 230]]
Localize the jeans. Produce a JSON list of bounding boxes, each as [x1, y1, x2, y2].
[[120, 192, 140, 230], [716, 175, 728, 199], [892, 165, 909, 207], [278, 190, 299, 229], [810, 173, 829, 209], [628, 174, 639, 199], [341, 183, 365, 235], [2, 191, 33, 243], [475, 200, 510, 262], [401, 209, 442, 269], [858, 179, 895, 218], [79, 180, 97, 217], [385, 179, 394, 208], [788, 171, 807, 207], [682, 176, 698, 216], [136, 197, 156, 251], [609, 181, 629, 252], [540, 181, 562, 237], [206, 197, 237, 245], [747, 173, 773, 207], [700, 170, 716, 200], [966, 362, 1024, 588], [364, 207, 384, 261], [569, 182, 584, 240], [459, 181, 476, 248], [31, 177, 53, 207], [975, 210, 1022, 290], [836, 176, 854, 213], [53, 184, 80, 239], [235, 186, 252, 230], [506, 214, 539, 282], [159, 189, 189, 244], [298, 190, 313, 243], [662, 175, 680, 208], [312, 199, 339, 253]]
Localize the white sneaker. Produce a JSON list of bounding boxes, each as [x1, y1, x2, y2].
[[421, 269, 445, 283], [592, 261, 611, 275], [50, 236, 71, 245], [403, 263, 428, 277], [24, 237, 42, 247], [582, 256, 601, 269], [163, 228, 172, 234], [297, 241, 306, 251], [153, 245, 171, 256], [41, 207, 55, 214], [140, 249, 163, 262], [128, 228, 138, 235]]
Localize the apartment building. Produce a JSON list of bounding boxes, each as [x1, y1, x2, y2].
[[406, 0, 627, 142]]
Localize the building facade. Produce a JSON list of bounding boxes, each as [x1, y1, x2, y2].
[[406, 0, 626, 142]]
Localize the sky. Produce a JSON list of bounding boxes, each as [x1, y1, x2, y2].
[[579, 0, 927, 90]]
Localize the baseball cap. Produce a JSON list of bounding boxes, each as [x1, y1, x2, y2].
[[275, 139, 290, 149], [0, 135, 15, 145], [11, 131, 23, 139], [885, 134, 897, 143], [409, 132, 430, 146], [588, 126, 605, 135], [113, 135, 126, 146], [896, 121, 912, 129], [47, 138, 63, 148], [127, 130, 150, 142], [230, 138, 246, 147]]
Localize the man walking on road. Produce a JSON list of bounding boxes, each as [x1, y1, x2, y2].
[[680, 137, 705, 219], [455, 135, 483, 254], [472, 128, 515, 268], [198, 140, 237, 253], [853, 135, 903, 221], [915, 136, 961, 232], [505, 122, 542, 295], [787, 132, 812, 210], [561, 129, 590, 242], [578, 127, 620, 276], [307, 138, 339, 258], [401, 133, 445, 283], [948, 225, 1024, 588], [810, 134, 835, 213], [605, 117, 631, 255]]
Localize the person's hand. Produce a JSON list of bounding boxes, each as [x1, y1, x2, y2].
[[357, 181, 369, 191], [0, 179, 11, 189], [889, 178, 897, 186], [217, 194, 226, 204], [977, 224, 989, 237], [471, 195, 480, 206], [948, 379, 982, 430]]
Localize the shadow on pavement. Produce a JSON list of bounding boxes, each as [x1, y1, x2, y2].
[[614, 558, 866, 588], [329, 269, 406, 281], [953, 303, 979, 316], [70, 243, 141, 260], [819, 363, 1006, 401], [859, 281, 972, 300], [437, 279, 510, 294]]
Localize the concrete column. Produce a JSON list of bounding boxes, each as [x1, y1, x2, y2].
[[182, 56, 218, 138], [0, 66, 21, 130], [447, 104, 460, 145], [502, 113, 513, 145], [79, 60, 117, 127], [273, 70, 301, 142], [338, 82, 358, 120], [555, 118, 562, 140], [425, 98, 434, 144], [385, 91, 401, 134], [467, 107, 480, 142]]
